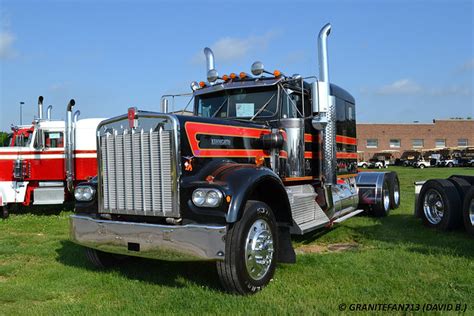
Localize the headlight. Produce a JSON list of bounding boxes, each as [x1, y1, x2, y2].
[[192, 188, 223, 208], [74, 185, 96, 202]]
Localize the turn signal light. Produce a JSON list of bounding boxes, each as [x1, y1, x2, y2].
[[255, 155, 265, 167], [273, 70, 281, 77]]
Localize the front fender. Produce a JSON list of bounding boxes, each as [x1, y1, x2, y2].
[[181, 161, 291, 224], [219, 164, 290, 223]]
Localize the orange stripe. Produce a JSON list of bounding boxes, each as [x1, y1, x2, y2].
[[336, 152, 358, 159], [185, 121, 271, 158], [336, 135, 357, 145], [337, 173, 358, 179], [282, 176, 315, 182]]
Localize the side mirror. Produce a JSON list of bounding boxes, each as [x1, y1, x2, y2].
[[35, 129, 44, 149]]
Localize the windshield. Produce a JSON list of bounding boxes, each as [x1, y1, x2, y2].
[[0, 133, 13, 147], [196, 87, 278, 120]]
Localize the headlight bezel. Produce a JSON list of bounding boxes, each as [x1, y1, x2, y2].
[[192, 188, 224, 208], [74, 185, 96, 202]]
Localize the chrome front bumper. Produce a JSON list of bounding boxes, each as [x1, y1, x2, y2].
[[70, 215, 226, 261]]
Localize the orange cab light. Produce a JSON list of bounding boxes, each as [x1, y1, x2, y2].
[[273, 70, 281, 77], [226, 195, 232, 203], [255, 155, 265, 167], [230, 73, 237, 79], [239, 72, 247, 79], [199, 81, 206, 88], [222, 74, 229, 81]]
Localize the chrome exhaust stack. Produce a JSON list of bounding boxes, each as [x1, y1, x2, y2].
[[38, 96, 44, 120], [161, 98, 169, 113], [312, 23, 336, 185], [47, 105, 53, 120], [73, 110, 81, 123], [204, 47, 219, 83], [65, 99, 76, 193]]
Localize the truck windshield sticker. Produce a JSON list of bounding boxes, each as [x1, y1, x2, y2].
[[49, 133, 61, 139], [236, 103, 254, 117]]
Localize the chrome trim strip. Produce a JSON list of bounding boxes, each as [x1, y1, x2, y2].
[[70, 215, 226, 261]]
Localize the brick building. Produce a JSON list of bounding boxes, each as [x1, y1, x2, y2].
[[356, 119, 474, 161]]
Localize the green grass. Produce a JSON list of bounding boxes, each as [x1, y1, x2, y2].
[[1, 167, 473, 314]]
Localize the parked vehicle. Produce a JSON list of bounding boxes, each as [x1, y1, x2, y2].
[[413, 158, 431, 169], [358, 161, 369, 168], [415, 175, 474, 236], [0, 96, 104, 218], [398, 150, 421, 167], [70, 24, 400, 294], [368, 158, 387, 169]]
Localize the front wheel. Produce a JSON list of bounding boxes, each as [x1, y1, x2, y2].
[[419, 164, 425, 169], [216, 200, 278, 295]]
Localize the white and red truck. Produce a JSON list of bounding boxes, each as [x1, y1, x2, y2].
[[0, 97, 103, 218]]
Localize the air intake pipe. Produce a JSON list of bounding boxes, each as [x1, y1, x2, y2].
[[312, 23, 336, 185], [65, 99, 76, 193], [38, 96, 44, 120], [47, 105, 53, 120]]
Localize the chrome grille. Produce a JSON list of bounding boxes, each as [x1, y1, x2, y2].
[[100, 126, 176, 217]]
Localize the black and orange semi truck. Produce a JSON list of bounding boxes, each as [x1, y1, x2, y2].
[[69, 24, 400, 294]]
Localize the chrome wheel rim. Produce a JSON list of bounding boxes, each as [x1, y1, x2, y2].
[[469, 199, 474, 226], [245, 218, 274, 281], [423, 189, 444, 224], [393, 181, 400, 206], [383, 187, 390, 210]]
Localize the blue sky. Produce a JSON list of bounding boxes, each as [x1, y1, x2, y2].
[[1, 0, 473, 131]]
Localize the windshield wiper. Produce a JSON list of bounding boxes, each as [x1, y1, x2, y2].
[[250, 93, 276, 121], [211, 96, 229, 118]]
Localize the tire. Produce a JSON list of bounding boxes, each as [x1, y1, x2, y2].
[[377, 164, 382, 169], [447, 162, 453, 168], [84, 248, 126, 268], [419, 164, 425, 169], [216, 200, 278, 295], [417, 179, 462, 230], [387, 172, 400, 209], [462, 188, 474, 236], [448, 176, 471, 201], [372, 177, 391, 217], [362, 164, 368, 169], [1, 205, 9, 219]]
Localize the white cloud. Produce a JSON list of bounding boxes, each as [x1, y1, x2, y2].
[[376, 79, 422, 95], [192, 31, 277, 65], [0, 30, 15, 59], [459, 58, 474, 72]]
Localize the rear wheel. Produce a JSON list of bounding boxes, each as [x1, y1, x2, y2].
[[387, 172, 400, 209], [84, 248, 126, 268], [372, 177, 391, 217], [216, 200, 278, 295], [1, 205, 9, 219], [462, 188, 474, 236], [417, 179, 462, 230]]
